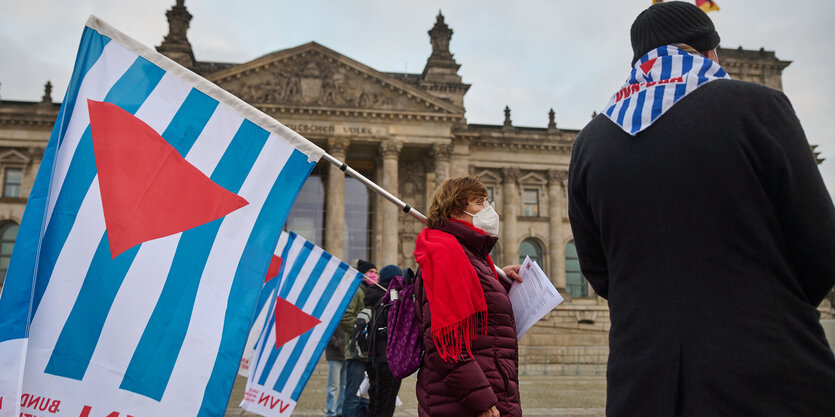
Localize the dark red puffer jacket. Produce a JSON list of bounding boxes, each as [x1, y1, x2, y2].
[[414, 220, 521, 417]]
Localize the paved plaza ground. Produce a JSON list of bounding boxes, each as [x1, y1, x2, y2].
[[225, 368, 607, 417]]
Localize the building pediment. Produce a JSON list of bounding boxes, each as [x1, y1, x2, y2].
[[207, 42, 462, 117], [472, 169, 502, 184], [0, 149, 31, 164], [518, 171, 547, 185]]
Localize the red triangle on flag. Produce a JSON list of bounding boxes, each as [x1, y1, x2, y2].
[[265, 255, 282, 283], [87, 99, 249, 258], [273, 296, 321, 349], [639, 58, 657, 76]]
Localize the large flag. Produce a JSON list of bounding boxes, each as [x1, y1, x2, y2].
[[241, 231, 363, 416], [0, 15, 323, 417]]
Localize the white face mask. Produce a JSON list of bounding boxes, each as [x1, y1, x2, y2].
[[465, 204, 500, 236]]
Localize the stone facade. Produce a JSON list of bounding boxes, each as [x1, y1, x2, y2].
[[2, 2, 828, 366], [718, 46, 791, 91]]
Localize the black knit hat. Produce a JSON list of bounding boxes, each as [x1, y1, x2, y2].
[[378, 265, 402, 287], [356, 259, 376, 274], [630, 1, 720, 65]]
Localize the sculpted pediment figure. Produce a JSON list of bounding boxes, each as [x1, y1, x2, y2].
[[207, 42, 459, 115]]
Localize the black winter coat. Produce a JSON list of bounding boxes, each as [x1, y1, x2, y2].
[[414, 220, 521, 417], [569, 79, 835, 417], [325, 327, 346, 361], [363, 284, 389, 364]]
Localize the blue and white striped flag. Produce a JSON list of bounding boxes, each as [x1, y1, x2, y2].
[[0, 16, 322, 417], [241, 231, 362, 416], [603, 44, 730, 136]]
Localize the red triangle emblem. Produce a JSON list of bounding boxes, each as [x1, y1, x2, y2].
[[639, 58, 657, 76], [265, 255, 282, 283], [87, 100, 249, 258], [273, 296, 321, 349]]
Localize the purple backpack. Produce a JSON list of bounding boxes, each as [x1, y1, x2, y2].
[[383, 269, 422, 379]]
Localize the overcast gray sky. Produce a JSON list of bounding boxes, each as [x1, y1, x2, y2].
[[2, 0, 833, 196]]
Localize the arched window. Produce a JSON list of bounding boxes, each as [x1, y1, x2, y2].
[[0, 222, 19, 286], [519, 238, 543, 265], [565, 240, 589, 297]]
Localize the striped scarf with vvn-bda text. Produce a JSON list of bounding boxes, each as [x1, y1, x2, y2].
[[603, 44, 730, 136]]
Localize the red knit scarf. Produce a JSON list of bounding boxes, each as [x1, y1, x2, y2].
[[414, 220, 497, 362]]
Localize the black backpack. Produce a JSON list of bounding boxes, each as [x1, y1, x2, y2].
[[348, 289, 389, 362], [348, 306, 372, 360], [367, 295, 390, 364]]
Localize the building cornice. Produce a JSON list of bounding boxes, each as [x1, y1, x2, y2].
[[258, 104, 463, 123], [721, 60, 791, 71], [0, 115, 57, 128], [455, 125, 577, 153]]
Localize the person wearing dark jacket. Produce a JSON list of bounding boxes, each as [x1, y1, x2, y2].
[[414, 176, 523, 417], [363, 264, 402, 417], [568, 2, 835, 416], [324, 327, 346, 417], [340, 260, 377, 417]]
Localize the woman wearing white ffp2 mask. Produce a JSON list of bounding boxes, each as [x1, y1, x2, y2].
[[413, 176, 524, 417], [464, 202, 500, 237]]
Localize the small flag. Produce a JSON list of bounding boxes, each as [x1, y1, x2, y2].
[[0, 15, 322, 417], [240, 231, 362, 417], [239, 253, 283, 377], [696, 0, 720, 12]]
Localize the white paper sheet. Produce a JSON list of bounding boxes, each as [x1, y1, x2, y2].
[[508, 256, 564, 339]]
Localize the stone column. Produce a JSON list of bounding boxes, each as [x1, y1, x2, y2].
[[373, 155, 384, 263], [548, 169, 569, 291], [325, 138, 350, 259], [423, 155, 436, 213], [449, 138, 470, 178], [380, 140, 403, 266], [430, 142, 453, 188], [23, 147, 41, 199], [501, 167, 520, 266]]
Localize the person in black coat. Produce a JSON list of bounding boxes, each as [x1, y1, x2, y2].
[[363, 264, 402, 417], [568, 2, 835, 416], [324, 327, 346, 417]]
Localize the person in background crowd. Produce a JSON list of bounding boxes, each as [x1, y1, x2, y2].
[[364, 264, 402, 417], [324, 327, 347, 417], [339, 260, 376, 417], [413, 176, 523, 417], [568, 2, 835, 416]]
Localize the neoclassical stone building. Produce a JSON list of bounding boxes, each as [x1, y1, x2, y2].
[[2, 2, 826, 361]]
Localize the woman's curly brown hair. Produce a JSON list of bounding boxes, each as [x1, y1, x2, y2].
[[425, 176, 488, 229]]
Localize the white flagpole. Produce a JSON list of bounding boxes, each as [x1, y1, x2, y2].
[[320, 152, 512, 284], [321, 152, 426, 223]]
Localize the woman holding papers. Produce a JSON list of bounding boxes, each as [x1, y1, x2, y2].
[[413, 176, 522, 417]]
